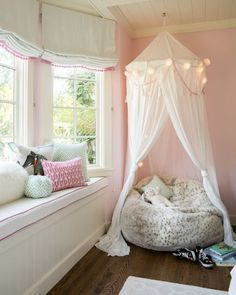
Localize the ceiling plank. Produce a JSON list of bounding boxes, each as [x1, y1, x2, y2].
[[131, 17, 236, 38], [191, 0, 206, 22], [218, 0, 233, 19], [150, 0, 168, 27], [231, 0, 236, 18], [109, 6, 133, 33], [88, 0, 116, 19], [177, 0, 193, 24], [205, 0, 220, 21], [98, 0, 150, 7], [164, 0, 182, 25]]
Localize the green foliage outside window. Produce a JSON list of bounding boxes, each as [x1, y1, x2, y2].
[[53, 69, 97, 164], [0, 47, 15, 159]]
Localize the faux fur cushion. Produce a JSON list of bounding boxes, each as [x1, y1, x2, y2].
[[121, 178, 223, 251], [0, 162, 28, 205]]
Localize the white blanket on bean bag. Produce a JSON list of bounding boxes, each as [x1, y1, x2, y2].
[[121, 178, 224, 251]]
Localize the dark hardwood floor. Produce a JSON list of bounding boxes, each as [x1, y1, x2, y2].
[[47, 244, 232, 295]]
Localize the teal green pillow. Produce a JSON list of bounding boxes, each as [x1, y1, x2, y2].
[[24, 175, 52, 199], [141, 175, 172, 199]]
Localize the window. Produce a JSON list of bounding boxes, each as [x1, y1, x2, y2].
[[53, 67, 97, 165], [0, 47, 15, 144], [53, 67, 112, 175], [0, 47, 31, 159]]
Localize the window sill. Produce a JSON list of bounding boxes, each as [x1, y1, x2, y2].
[[88, 167, 113, 177]]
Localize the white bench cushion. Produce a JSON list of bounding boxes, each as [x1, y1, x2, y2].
[[0, 177, 107, 241]]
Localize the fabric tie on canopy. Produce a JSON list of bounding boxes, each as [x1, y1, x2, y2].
[[96, 31, 235, 256]]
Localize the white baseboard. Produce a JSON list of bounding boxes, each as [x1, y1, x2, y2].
[[25, 224, 106, 295], [230, 215, 236, 226]]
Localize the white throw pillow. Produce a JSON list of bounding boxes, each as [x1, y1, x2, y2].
[[17, 144, 54, 166], [0, 162, 28, 205], [52, 142, 89, 181]]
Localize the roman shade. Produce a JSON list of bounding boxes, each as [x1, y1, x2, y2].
[[0, 0, 42, 57], [41, 4, 118, 68], [0, 1, 118, 69]]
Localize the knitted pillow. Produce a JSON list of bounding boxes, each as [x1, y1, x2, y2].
[[24, 175, 52, 199], [52, 142, 88, 181], [41, 157, 87, 192]]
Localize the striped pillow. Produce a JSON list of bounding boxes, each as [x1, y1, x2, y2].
[[41, 157, 87, 192]]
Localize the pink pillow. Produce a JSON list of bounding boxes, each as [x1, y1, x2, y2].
[[41, 157, 87, 192]]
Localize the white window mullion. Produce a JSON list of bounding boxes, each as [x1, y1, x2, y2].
[[73, 73, 77, 143], [15, 59, 33, 146]]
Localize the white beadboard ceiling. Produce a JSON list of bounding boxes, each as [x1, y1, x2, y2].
[[43, 0, 236, 38]]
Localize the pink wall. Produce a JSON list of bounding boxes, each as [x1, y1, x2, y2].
[[105, 24, 132, 222], [132, 29, 236, 215]]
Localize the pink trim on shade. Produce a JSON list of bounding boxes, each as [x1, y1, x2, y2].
[[39, 58, 115, 72], [51, 63, 115, 72], [0, 42, 114, 72], [0, 42, 29, 60]]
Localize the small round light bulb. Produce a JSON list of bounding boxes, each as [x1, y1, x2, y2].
[[202, 77, 207, 84], [203, 58, 211, 66], [196, 66, 204, 73], [147, 67, 155, 75], [132, 70, 139, 77], [124, 71, 131, 77], [165, 59, 172, 66], [183, 62, 191, 70]]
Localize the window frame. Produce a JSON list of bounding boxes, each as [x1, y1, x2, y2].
[[0, 49, 32, 148], [51, 67, 113, 177]]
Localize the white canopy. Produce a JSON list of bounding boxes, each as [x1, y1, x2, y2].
[[96, 31, 234, 256]]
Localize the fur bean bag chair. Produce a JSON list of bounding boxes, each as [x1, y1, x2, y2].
[[0, 162, 28, 205], [121, 177, 224, 251]]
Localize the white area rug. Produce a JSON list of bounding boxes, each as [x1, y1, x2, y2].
[[119, 276, 228, 295]]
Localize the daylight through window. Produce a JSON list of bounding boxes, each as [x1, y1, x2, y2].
[[53, 67, 98, 165], [0, 47, 15, 143]]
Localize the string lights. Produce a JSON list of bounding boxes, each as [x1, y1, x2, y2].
[[203, 58, 211, 66], [202, 77, 207, 84], [147, 67, 155, 75], [138, 162, 143, 168], [124, 58, 211, 89], [183, 62, 191, 70], [165, 58, 172, 66]]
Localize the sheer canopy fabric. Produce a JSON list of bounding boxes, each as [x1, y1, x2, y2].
[[96, 31, 234, 256]]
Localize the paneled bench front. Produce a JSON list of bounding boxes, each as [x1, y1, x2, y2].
[[0, 177, 108, 295]]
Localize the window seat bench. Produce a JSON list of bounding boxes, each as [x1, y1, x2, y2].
[[0, 177, 108, 295]]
